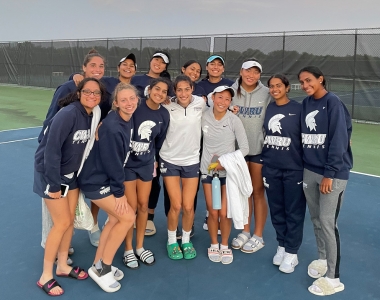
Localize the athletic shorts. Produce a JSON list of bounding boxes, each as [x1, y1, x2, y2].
[[81, 186, 112, 200], [33, 169, 78, 200], [201, 174, 226, 186], [124, 164, 154, 182], [159, 158, 200, 178], [245, 154, 262, 164]]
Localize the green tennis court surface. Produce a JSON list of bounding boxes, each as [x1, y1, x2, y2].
[[0, 85, 379, 176]]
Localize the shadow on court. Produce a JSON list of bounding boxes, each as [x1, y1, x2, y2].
[[0, 128, 379, 300]]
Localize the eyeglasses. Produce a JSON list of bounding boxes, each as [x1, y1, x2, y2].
[[81, 89, 101, 97], [269, 83, 284, 89]]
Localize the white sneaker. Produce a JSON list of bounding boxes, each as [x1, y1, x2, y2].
[[273, 246, 285, 266], [279, 253, 298, 273], [203, 217, 208, 231]]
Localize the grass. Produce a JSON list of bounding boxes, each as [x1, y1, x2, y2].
[[0, 85, 379, 176]]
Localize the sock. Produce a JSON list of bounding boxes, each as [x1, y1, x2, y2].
[[220, 244, 228, 250], [148, 213, 154, 221], [95, 259, 111, 276], [124, 250, 134, 256], [182, 230, 191, 244], [91, 223, 100, 234], [168, 230, 177, 245], [210, 243, 219, 249], [242, 231, 250, 239], [252, 234, 264, 244], [136, 247, 145, 256], [206, 210, 209, 217], [325, 277, 341, 288]]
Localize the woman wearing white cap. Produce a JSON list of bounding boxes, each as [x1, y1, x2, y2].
[[230, 58, 272, 254], [201, 85, 249, 264]]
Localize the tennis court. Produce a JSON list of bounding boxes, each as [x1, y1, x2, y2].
[[0, 85, 379, 300]]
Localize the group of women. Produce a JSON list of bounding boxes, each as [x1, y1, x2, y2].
[[33, 49, 352, 297]]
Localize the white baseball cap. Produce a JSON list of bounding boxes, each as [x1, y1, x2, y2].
[[212, 85, 235, 97], [241, 61, 262, 72], [152, 52, 169, 64]]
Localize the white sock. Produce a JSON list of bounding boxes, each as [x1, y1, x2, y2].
[[325, 277, 341, 288], [168, 230, 177, 245], [210, 243, 219, 249], [91, 223, 99, 233], [124, 250, 134, 256], [182, 230, 191, 244], [220, 244, 228, 250], [136, 247, 144, 256]]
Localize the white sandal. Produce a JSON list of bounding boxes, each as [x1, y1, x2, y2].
[[308, 277, 344, 296], [208, 247, 221, 263], [220, 249, 233, 265], [241, 236, 265, 253], [88, 267, 121, 293], [308, 260, 328, 278], [231, 233, 249, 250]]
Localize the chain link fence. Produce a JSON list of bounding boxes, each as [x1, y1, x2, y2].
[[0, 28, 379, 121]]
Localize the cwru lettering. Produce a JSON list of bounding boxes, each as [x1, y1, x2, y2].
[[302, 133, 326, 145]]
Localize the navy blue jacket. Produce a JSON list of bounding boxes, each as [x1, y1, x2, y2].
[[126, 100, 170, 168], [38, 80, 77, 143], [35, 101, 93, 192], [301, 92, 353, 180], [262, 100, 303, 171], [193, 83, 206, 97], [78, 110, 133, 197], [197, 78, 234, 95]]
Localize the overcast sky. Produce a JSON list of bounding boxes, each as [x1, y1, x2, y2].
[[0, 0, 379, 42]]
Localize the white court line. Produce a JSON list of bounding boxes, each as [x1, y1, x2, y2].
[[0, 126, 42, 133], [351, 171, 380, 178], [0, 137, 38, 145]]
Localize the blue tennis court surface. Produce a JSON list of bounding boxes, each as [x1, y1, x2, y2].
[[0, 127, 379, 300]]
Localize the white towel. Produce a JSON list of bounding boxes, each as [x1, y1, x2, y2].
[[219, 150, 252, 229]]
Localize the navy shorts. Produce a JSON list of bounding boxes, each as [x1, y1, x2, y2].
[[124, 164, 154, 182], [159, 159, 200, 178], [33, 169, 78, 200], [82, 186, 112, 200], [245, 154, 263, 164], [201, 174, 226, 186]]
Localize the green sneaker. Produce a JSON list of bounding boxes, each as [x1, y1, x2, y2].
[[167, 242, 183, 260], [182, 241, 197, 260]]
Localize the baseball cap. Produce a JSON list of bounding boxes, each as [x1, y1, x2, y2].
[[212, 85, 235, 97], [241, 60, 262, 72], [206, 55, 225, 65], [119, 53, 137, 69], [152, 52, 169, 64]]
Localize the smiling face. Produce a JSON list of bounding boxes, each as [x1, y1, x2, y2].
[[114, 88, 138, 120], [149, 57, 167, 76], [212, 90, 232, 115], [206, 59, 224, 79], [298, 71, 325, 98], [175, 80, 193, 107], [182, 62, 201, 82], [118, 59, 136, 80], [268, 77, 288, 101], [148, 81, 168, 105], [78, 80, 101, 114], [240, 67, 261, 88], [82, 56, 105, 80]]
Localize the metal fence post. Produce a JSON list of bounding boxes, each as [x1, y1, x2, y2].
[[282, 32, 285, 73], [49, 40, 53, 88], [352, 29, 358, 118]]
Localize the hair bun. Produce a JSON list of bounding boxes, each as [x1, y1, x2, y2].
[[88, 49, 98, 54]]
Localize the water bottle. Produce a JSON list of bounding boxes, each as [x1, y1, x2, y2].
[[212, 173, 221, 210]]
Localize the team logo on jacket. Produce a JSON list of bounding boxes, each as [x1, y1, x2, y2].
[[72, 129, 91, 144], [303, 110, 326, 148], [263, 177, 269, 188], [268, 114, 285, 134], [305, 110, 318, 131], [138, 121, 156, 141], [238, 106, 263, 118]]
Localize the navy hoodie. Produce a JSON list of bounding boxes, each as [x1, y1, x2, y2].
[[78, 110, 133, 197], [301, 92, 353, 180], [197, 77, 234, 95], [38, 80, 77, 143], [262, 100, 303, 171], [35, 101, 93, 192], [126, 100, 170, 168]]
